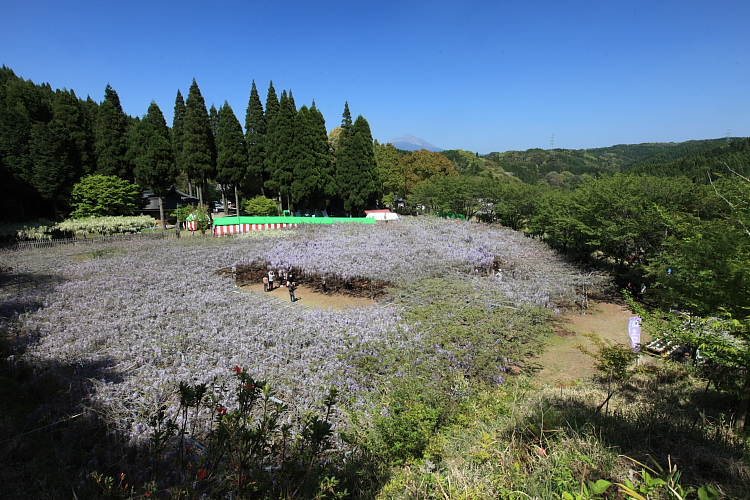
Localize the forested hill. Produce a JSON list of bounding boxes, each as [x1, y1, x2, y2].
[[479, 138, 749, 184], [625, 137, 750, 181]]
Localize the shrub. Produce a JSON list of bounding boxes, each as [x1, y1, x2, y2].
[[243, 196, 279, 216], [574, 333, 638, 381]]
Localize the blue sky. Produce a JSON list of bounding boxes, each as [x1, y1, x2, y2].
[[2, 0, 748, 154]]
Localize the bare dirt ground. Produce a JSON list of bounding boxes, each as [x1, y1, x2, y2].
[[241, 282, 375, 309], [530, 300, 652, 384]]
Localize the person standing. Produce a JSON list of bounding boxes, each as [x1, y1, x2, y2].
[[263, 275, 269, 292], [288, 281, 297, 302], [268, 270, 275, 291]]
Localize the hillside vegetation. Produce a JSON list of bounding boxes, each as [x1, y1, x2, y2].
[[1, 219, 748, 499]]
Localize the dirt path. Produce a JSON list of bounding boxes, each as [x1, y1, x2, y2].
[[530, 301, 649, 384], [242, 283, 375, 309], [238, 283, 642, 383]]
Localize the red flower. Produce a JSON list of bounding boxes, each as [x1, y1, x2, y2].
[[244, 383, 255, 390], [197, 469, 207, 481], [217, 406, 227, 415], [234, 366, 242, 374]]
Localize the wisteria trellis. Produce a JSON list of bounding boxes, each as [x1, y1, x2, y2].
[[3, 217, 603, 444]]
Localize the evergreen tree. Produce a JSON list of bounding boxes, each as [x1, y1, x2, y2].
[[262, 81, 280, 201], [290, 105, 315, 210], [94, 84, 132, 180], [216, 101, 248, 214], [335, 106, 379, 215], [310, 103, 337, 208], [0, 73, 34, 219], [265, 89, 296, 211], [209, 104, 219, 137], [53, 89, 95, 176], [290, 103, 335, 210], [265, 81, 279, 123], [244, 81, 266, 195], [182, 79, 216, 206], [132, 101, 175, 228], [172, 89, 187, 188], [341, 101, 353, 133], [29, 119, 77, 219]]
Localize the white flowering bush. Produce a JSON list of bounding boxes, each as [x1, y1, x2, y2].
[[54, 215, 157, 236]]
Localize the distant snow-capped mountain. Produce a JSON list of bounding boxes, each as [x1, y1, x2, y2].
[[387, 134, 443, 152]]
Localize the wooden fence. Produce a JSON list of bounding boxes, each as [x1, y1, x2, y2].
[[1, 231, 175, 252]]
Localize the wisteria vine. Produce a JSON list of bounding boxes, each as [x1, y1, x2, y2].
[[2, 217, 605, 444]]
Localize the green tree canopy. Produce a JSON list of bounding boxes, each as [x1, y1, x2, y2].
[[95, 84, 132, 180], [242, 195, 279, 216], [132, 101, 175, 228], [409, 175, 484, 219], [216, 101, 248, 213], [29, 119, 77, 219], [182, 79, 216, 205], [264, 89, 296, 209], [289, 104, 335, 210], [335, 107, 379, 215], [244, 80, 266, 195], [53, 88, 95, 176], [70, 174, 142, 218], [172, 89, 186, 179]]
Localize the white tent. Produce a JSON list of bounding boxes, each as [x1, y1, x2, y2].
[[365, 211, 400, 221]]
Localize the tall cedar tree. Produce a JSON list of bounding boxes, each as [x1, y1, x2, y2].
[[262, 81, 280, 202], [264, 81, 279, 122], [244, 80, 266, 195], [310, 103, 338, 208], [182, 79, 216, 206], [132, 101, 175, 228], [290, 103, 335, 210], [95, 84, 132, 180], [209, 104, 219, 137], [265, 89, 296, 211], [349, 115, 380, 210], [54, 89, 95, 176], [335, 104, 380, 215], [172, 90, 187, 189], [0, 71, 36, 219], [216, 101, 248, 214], [290, 105, 315, 210], [333, 102, 353, 214], [29, 119, 76, 219]]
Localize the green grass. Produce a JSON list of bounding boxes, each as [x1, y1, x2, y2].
[[373, 364, 749, 499]]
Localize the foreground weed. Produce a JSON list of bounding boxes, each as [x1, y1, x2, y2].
[[94, 367, 345, 499], [615, 455, 719, 500]]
